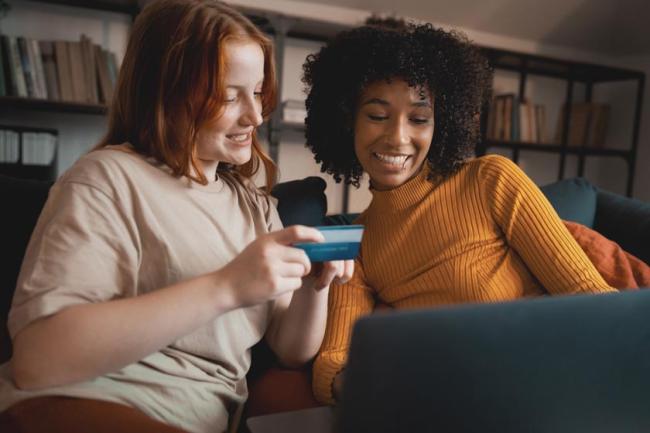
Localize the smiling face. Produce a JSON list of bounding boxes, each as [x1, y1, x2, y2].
[[354, 79, 435, 191], [195, 39, 265, 176]]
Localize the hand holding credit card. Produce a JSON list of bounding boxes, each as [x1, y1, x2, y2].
[[294, 225, 364, 262]]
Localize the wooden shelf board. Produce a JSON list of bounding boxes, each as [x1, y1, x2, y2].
[[0, 97, 107, 115], [484, 140, 630, 158]]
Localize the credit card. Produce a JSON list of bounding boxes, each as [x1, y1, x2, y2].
[[294, 225, 364, 262]]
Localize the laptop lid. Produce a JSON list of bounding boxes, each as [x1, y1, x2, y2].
[[339, 290, 650, 433]]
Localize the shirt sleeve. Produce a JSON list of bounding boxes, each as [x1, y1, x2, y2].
[[479, 155, 615, 295], [8, 179, 140, 339], [312, 258, 375, 404]]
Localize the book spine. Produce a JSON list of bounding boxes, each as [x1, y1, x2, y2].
[[30, 39, 48, 99], [39, 40, 60, 101], [8, 36, 28, 97], [17, 37, 36, 98]]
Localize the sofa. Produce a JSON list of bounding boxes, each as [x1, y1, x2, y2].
[[1, 173, 649, 421]]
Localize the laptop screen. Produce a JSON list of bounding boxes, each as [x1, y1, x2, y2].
[[338, 290, 650, 433]]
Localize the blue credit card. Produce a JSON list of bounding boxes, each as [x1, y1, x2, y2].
[[294, 225, 364, 262]]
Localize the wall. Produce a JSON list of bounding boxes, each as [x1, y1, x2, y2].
[[2, 0, 646, 215]]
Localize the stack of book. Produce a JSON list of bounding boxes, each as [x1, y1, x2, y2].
[[0, 33, 119, 105], [553, 103, 609, 148], [0, 129, 57, 166], [486, 94, 547, 143]]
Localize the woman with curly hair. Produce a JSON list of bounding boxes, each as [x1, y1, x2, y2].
[[303, 21, 616, 404]]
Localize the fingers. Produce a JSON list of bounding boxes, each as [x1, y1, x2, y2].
[[271, 225, 324, 246], [340, 259, 355, 284], [279, 245, 311, 276], [314, 261, 342, 289], [326, 259, 354, 286]]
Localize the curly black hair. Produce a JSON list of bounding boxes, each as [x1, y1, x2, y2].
[[302, 22, 493, 186]]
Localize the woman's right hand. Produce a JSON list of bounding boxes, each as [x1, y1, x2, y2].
[[216, 225, 325, 308]]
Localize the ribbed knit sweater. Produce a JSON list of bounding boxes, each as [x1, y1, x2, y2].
[[312, 154, 615, 404]]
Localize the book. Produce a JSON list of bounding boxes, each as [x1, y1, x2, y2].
[[8, 36, 28, 97], [519, 101, 530, 142], [54, 40, 73, 102], [554, 103, 610, 148], [16, 37, 37, 98], [80, 34, 98, 104], [27, 39, 48, 99], [585, 104, 609, 148], [95, 45, 113, 105], [535, 105, 547, 143], [39, 40, 60, 101], [106, 50, 118, 85], [502, 95, 513, 141], [555, 103, 592, 146], [67, 40, 87, 103]]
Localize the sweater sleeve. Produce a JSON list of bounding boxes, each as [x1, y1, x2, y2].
[[312, 258, 375, 404], [479, 155, 615, 295]]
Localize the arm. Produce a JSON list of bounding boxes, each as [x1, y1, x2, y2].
[[312, 259, 375, 404], [11, 225, 325, 391], [265, 260, 355, 368], [480, 156, 615, 295], [12, 271, 235, 390]]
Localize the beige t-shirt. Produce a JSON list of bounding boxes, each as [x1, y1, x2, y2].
[[0, 144, 282, 433]]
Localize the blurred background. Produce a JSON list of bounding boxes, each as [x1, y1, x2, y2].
[[1, 0, 648, 213]]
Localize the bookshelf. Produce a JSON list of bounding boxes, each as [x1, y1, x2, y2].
[[0, 0, 126, 112], [478, 47, 645, 197], [242, 14, 645, 207], [0, 124, 58, 181], [2, 1, 646, 204]]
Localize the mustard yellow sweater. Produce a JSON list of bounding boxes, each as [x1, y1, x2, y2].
[[312, 154, 615, 404]]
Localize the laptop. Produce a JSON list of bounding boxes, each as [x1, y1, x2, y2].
[[248, 290, 650, 433], [339, 290, 650, 433]]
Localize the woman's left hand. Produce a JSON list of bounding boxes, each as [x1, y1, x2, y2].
[[304, 260, 354, 291]]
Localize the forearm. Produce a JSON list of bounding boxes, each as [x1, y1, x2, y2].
[[11, 272, 233, 390], [267, 286, 330, 368]]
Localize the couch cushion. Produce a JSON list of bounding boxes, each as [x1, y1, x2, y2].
[[540, 177, 598, 228], [271, 177, 327, 227], [594, 190, 650, 265]]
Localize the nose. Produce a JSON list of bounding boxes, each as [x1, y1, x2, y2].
[[387, 116, 410, 147], [240, 94, 263, 128]]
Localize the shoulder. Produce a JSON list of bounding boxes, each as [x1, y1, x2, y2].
[[472, 154, 520, 173], [58, 143, 164, 199], [463, 154, 527, 184]]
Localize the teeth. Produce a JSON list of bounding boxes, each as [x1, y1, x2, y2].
[[228, 133, 249, 142], [374, 153, 408, 165]]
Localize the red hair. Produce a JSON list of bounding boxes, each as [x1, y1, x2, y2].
[[96, 0, 277, 188]]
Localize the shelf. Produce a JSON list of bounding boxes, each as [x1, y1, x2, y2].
[[484, 140, 630, 158], [0, 97, 108, 115], [31, 0, 138, 15], [480, 47, 644, 82]]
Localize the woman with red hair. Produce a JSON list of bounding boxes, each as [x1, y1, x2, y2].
[[0, 1, 352, 432]]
